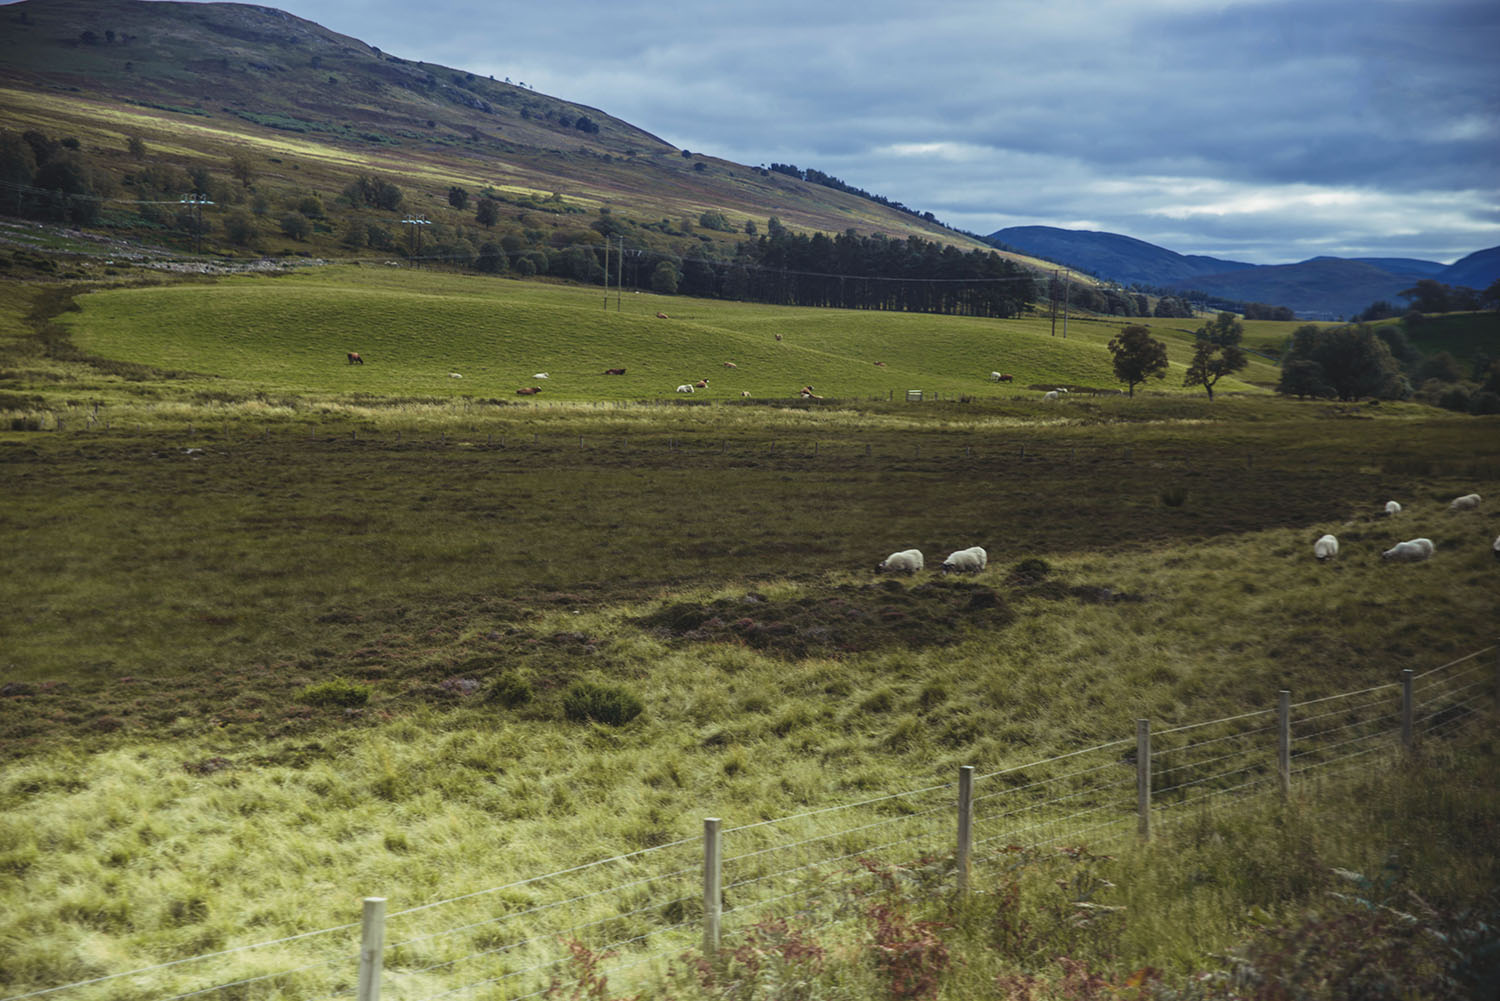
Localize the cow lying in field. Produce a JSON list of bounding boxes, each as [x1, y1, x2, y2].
[[603, 368, 627, 375]]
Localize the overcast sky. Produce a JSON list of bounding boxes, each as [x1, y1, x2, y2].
[[247, 0, 1494, 264]]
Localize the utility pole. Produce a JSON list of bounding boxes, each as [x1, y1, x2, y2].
[[180, 193, 214, 256], [1062, 274, 1071, 339], [602, 237, 609, 309], [616, 236, 623, 311], [1050, 270, 1059, 337], [401, 215, 430, 268]]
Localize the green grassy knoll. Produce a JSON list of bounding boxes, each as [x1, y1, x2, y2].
[[2, 271, 1499, 999], [53, 266, 1273, 404]]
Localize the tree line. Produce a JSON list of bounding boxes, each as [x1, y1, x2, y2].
[[645, 227, 1036, 318]]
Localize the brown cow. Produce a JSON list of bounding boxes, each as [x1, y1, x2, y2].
[[603, 368, 627, 375], [656, 312, 669, 319], [693, 378, 710, 389], [998, 373, 1014, 382], [347, 352, 363, 365], [516, 386, 542, 396]]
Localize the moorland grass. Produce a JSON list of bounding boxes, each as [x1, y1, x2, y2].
[[1, 269, 1498, 999]]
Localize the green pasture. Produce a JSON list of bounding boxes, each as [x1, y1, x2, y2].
[[2, 268, 1499, 999], [56, 266, 1276, 402]]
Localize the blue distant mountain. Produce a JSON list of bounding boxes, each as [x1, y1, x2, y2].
[[1440, 246, 1500, 289], [986, 225, 1499, 320], [986, 226, 1256, 286]]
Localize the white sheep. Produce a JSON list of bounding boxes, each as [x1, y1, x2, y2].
[[448, 372, 463, 379], [990, 371, 1002, 381], [1384, 500, 1401, 516], [1493, 535, 1500, 560], [675, 384, 694, 393], [1042, 390, 1060, 402], [1448, 493, 1481, 512], [533, 373, 549, 380], [1314, 534, 1339, 561], [940, 546, 987, 574], [876, 549, 924, 574], [1381, 538, 1435, 562]]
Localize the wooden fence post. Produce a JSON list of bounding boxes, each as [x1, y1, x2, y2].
[[956, 766, 973, 897], [1278, 690, 1291, 798], [1400, 669, 1414, 750], [703, 818, 722, 956], [357, 897, 386, 1001], [1136, 719, 1151, 842]]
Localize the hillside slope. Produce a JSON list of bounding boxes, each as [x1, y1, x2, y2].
[[0, 0, 1015, 262]]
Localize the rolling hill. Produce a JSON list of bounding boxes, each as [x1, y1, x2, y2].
[[988, 225, 1500, 320], [0, 0, 1032, 268]]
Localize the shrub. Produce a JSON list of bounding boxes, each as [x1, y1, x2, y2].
[[562, 681, 643, 726], [296, 678, 370, 707]]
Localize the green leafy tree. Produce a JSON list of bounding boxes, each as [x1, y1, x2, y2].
[[474, 197, 499, 227], [698, 210, 732, 232], [447, 186, 469, 210], [1278, 359, 1332, 399], [1278, 323, 1404, 401], [279, 212, 311, 240], [1183, 312, 1247, 400], [651, 260, 680, 295], [1399, 279, 1451, 314], [1107, 324, 1169, 396], [222, 210, 257, 246]]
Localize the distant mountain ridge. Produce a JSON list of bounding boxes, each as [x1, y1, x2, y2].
[[987, 225, 1499, 320]]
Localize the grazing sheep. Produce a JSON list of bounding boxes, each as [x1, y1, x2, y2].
[[775, 333, 783, 341], [603, 367, 627, 375], [1449, 493, 1481, 512], [740, 390, 751, 397], [346, 351, 363, 365], [1314, 534, 1339, 561], [1382, 538, 1435, 562], [990, 371, 1003, 381], [877, 549, 924, 574], [1042, 390, 1060, 402], [1385, 500, 1401, 516], [940, 546, 987, 574], [676, 384, 694, 393], [515, 386, 542, 396], [534, 373, 549, 380]]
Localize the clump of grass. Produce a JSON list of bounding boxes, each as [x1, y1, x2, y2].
[[295, 678, 370, 708], [485, 674, 533, 708], [1159, 485, 1188, 507], [561, 681, 643, 726]]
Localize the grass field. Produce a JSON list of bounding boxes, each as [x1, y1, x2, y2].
[[2, 269, 1498, 999], [46, 266, 1277, 404]]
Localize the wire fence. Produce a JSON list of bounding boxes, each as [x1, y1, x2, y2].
[[4, 647, 1493, 1001]]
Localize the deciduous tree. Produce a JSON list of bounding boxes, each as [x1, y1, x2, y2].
[[1107, 324, 1169, 397], [1183, 312, 1247, 400]]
